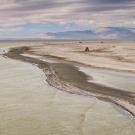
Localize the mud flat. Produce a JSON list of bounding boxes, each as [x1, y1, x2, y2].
[[1, 41, 135, 135], [1, 55, 135, 135], [29, 40, 135, 73], [3, 45, 135, 116]]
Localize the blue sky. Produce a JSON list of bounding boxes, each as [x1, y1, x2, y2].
[[22, 23, 90, 33], [0, 22, 90, 39], [0, 0, 134, 39]]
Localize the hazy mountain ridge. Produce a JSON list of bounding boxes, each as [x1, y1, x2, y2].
[[45, 27, 135, 39]]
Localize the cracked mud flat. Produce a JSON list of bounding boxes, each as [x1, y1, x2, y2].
[[0, 41, 135, 135]]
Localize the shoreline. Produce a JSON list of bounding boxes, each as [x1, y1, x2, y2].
[[28, 41, 135, 74], [27, 52, 135, 74], [3, 46, 135, 116]]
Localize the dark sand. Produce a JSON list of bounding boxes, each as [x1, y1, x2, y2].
[[4, 46, 135, 116]]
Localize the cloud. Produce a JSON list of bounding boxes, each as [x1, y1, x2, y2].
[[84, 0, 134, 4], [0, 0, 134, 38]]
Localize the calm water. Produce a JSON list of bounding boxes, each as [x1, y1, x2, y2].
[[0, 41, 135, 135], [79, 66, 135, 92]]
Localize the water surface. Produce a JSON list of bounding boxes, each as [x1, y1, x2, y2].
[[79, 66, 135, 92], [0, 41, 135, 135], [0, 53, 135, 135]]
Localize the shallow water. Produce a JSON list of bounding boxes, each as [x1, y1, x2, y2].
[[0, 40, 45, 48], [0, 41, 135, 135], [0, 54, 135, 135], [79, 66, 135, 92]]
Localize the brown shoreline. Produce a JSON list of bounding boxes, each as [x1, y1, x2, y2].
[[29, 53, 135, 74], [3, 46, 135, 116], [28, 42, 135, 74]]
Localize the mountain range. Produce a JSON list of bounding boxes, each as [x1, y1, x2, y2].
[[44, 27, 135, 40]]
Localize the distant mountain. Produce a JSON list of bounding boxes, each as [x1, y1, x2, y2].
[[44, 27, 135, 40], [97, 27, 135, 39], [46, 30, 96, 39]]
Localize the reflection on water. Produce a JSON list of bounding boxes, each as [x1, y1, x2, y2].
[[0, 56, 135, 135]]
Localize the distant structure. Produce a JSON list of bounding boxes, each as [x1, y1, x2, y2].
[[85, 47, 90, 52], [100, 41, 103, 43], [79, 41, 82, 44]]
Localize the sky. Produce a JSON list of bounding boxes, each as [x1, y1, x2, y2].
[[0, 0, 135, 39]]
